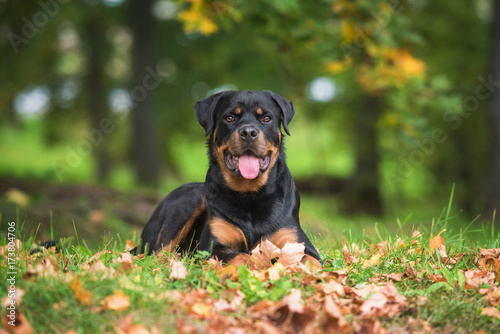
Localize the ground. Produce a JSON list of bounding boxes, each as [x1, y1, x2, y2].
[[0, 182, 499, 333]]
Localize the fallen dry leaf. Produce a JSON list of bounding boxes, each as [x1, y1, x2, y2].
[[70, 278, 93, 306], [482, 286, 500, 306], [177, 318, 198, 334], [2, 288, 24, 308], [362, 253, 382, 268], [477, 256, 500, 274], [118, 252, 134, 271], [381, 281, 407, 305], [278, 242, 305, 268], [429, 235, 445, 254], [213, 290, 245, 313], [381, 272, 404, 282], [102, 290, 130, 311], [270, 289, 316, 333], [411, 230, 422, 244], [479, 248, 500, 260], [2, 310, 33, 334], [266, 262, 285, 280], [426, 270, 448, 284], [464, 270, 495, 289], [250, 240, 280, 269], [342, 244, 357, 264], [321, 279, 345, 297], [404, 265, 418, 279], [323, 269, 348, 285], [441, 245, 456, 264], [280, 289, 304, 313], [322, 295, 351, 333], [170, 260, 188, 279], [116, 313, 153, 334], [360, 292, 388, 316], [24, 256, 59, 279], [481, 307, 500, 320], [88, 250, 112, 263], [358, 282, 406, 318], [394, 237, 406, 250], [349, 283, 382, 299], [190, 302, 212, 318], [89, 259, 116, 279], [125, 240, 137, 252], [354, 318, 389, 334]]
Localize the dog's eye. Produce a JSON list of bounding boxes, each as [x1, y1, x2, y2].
[[262, 116, 272, 123], [225, 115, 235, 123]]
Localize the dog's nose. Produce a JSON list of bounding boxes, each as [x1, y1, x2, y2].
[[239, 126, 259, 141]]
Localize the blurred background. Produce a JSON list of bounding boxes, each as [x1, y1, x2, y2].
[[1, 0, 499, 248]]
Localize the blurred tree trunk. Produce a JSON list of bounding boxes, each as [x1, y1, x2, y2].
[[2, 98, 18, 126], [129, 0, 161, 187], [484, 0, 500, 218], [84, 16, 111, 182], [345, 95, 383, 216]]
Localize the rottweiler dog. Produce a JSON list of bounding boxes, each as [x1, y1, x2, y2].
[[137, 90, 321, 267]]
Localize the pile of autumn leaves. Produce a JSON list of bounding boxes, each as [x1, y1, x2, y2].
[[2, 231, 500, 334]]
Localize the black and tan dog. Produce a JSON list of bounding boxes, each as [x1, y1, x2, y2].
[[137, 90, 321, 267]]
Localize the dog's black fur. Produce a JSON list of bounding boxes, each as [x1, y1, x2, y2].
[[137, 90, 321, 265]]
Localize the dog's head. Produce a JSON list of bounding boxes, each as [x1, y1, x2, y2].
[[194, 90, 295, 192]]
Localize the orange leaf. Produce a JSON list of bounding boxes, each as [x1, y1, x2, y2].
[[361, 253, 382, 268], [342, 244, 356, 264], [429, 235, 445, 253], [266, 262, 285, 281], [70, 278, 93, 306], [190, 303, 212, 318], [2, 310, 33, 334], [102, 290, 130, 312], [481, 307, 500, 320], [322, 295, 351, 332], [125, 240, 137, 252]]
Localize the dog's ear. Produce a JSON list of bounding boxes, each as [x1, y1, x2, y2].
[[265, 91, 295, 136], [194, 91, 228, 137]]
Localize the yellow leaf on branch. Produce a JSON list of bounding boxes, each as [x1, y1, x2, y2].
[[355, 47, 426, 94], [341, 20, 356, 44]]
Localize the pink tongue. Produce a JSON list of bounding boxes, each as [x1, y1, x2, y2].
[[238, 154, 260, 179]]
